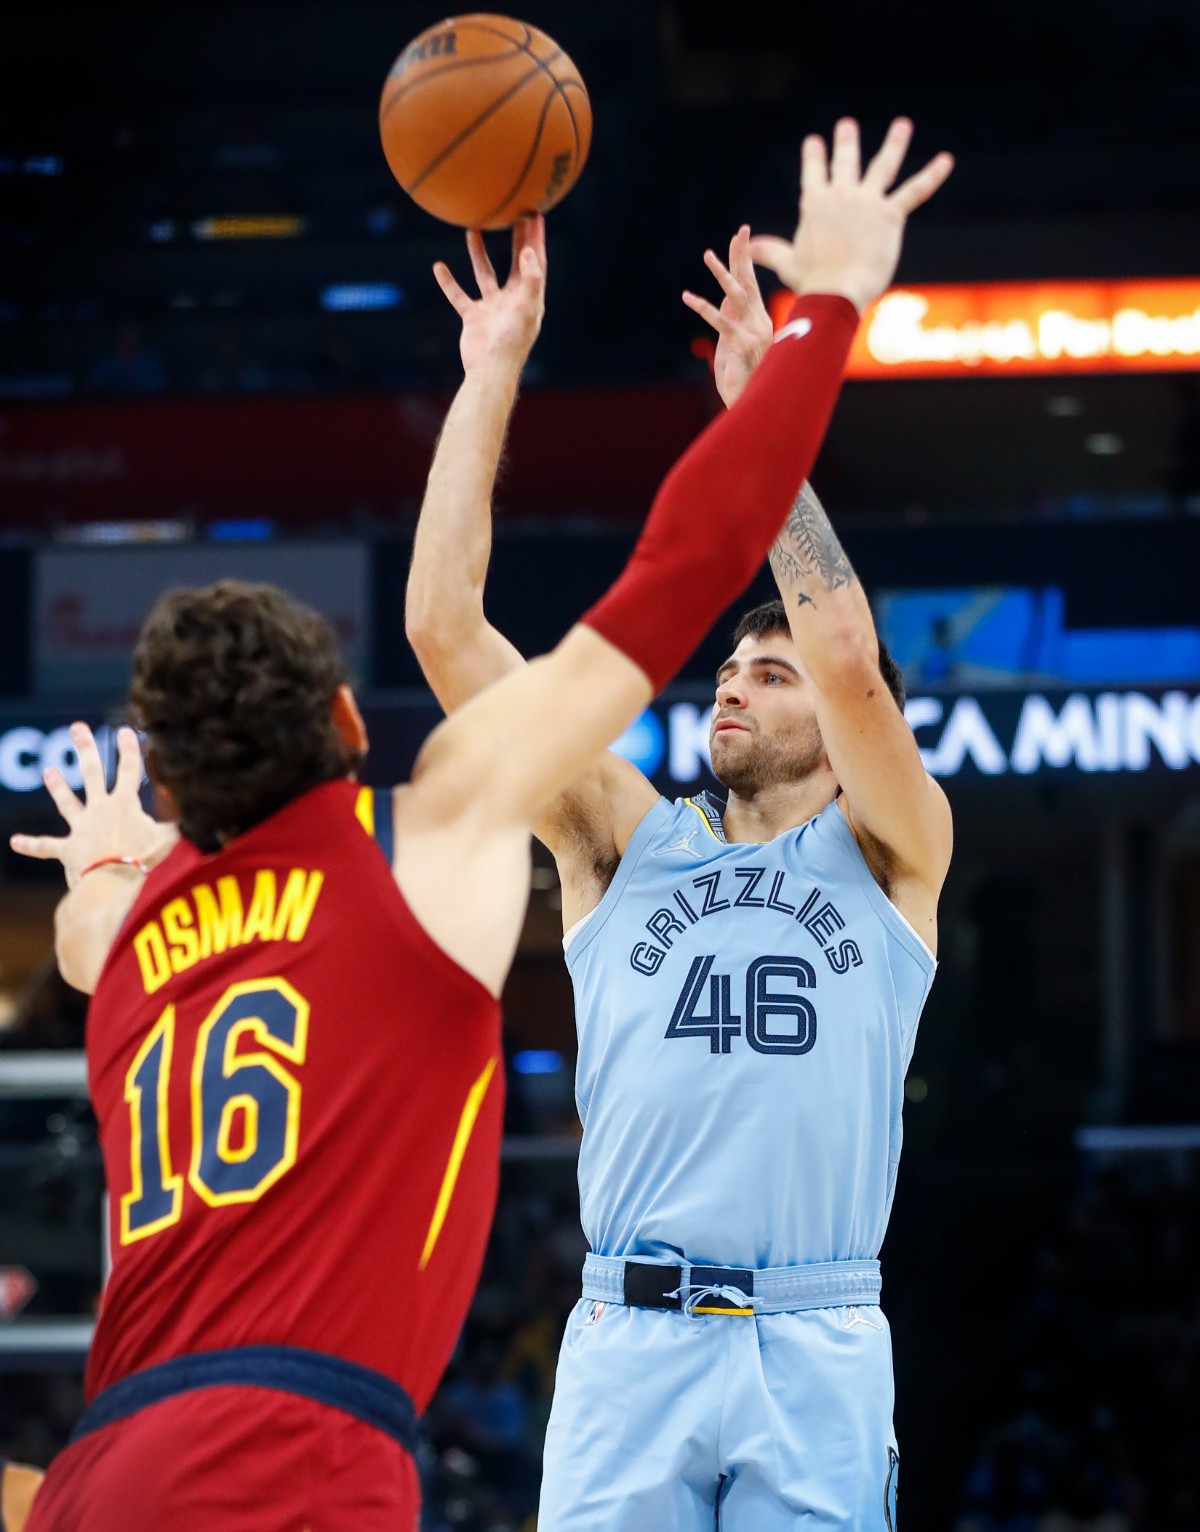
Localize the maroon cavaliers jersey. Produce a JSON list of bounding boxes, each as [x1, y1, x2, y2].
[[83, 778, 504, 1416]]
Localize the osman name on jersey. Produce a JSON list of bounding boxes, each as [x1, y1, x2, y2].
[[131, 869, 325, 995]]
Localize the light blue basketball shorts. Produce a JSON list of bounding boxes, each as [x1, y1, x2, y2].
[[536, 1256, 900, 1531]]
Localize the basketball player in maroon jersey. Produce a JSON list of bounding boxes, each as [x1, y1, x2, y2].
[[8, 119, 951, 1531]]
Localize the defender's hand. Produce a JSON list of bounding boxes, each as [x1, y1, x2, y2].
[[749, 117, 954, 314], [433, 213, 547, 375], [682, 223, 775, 409], [9, 723, 176, 889]]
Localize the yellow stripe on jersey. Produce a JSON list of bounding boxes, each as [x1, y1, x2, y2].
[[419, 1056, 498, 1271], [354, 785, 374, 837], [685, 797, 724, 841]]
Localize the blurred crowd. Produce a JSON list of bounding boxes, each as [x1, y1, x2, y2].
[[4, 1062, 1197, 1531], [0, 1146, 586, 1532], [950, 1157, 1200, 1532]]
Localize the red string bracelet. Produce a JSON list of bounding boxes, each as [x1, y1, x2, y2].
[[78, 854, 150, 880]]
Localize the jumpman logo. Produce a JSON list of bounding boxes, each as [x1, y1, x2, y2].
[[655, 830, 706, 860]]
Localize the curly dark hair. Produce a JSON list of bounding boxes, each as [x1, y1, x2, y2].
[[731, 597, 906, 711], [129, 579, 363, 851]]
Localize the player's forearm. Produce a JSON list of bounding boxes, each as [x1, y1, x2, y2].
[[768, 481, 880, 688], [407, 359, 523, 645], [581, 295, 860, 692], [407, 359, 533, 712], [54, 866, 144, 993]]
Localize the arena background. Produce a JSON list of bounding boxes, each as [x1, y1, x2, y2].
[[1, 2, 1198, 1527]]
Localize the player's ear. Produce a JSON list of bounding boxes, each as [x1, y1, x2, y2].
[[332, 684, 369, 757], [151, 782, 180, 825], [141, 744, 180, 826]]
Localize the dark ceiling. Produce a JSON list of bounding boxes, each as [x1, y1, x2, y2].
[[3, 0, 1200, 521]]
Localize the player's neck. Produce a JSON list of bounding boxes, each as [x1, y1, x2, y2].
[[721, 774, 837, 844]]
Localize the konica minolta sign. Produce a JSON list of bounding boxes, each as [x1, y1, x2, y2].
[[607, 685, 1200, 784], [0, 685, 1198, 808]]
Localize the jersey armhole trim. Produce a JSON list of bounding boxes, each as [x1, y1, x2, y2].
[[825, 803, 937, 975], [562, 909, 593, 954], [355, 785, 395, 866]]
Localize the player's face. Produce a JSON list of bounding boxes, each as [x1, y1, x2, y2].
[[709, 631, 825, 795]]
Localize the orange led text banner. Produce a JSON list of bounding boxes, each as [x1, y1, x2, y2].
[[769, 279, 1200, 377]]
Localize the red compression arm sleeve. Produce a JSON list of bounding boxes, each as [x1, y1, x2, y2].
[[581, 293, 859, 692]]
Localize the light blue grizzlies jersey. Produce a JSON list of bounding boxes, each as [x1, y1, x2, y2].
[[564, 792, 937, 1270]]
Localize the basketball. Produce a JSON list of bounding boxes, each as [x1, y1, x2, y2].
[[378, 14, 592, 230]]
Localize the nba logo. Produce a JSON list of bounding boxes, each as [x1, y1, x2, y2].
[[884, 1447, 899, 1531]]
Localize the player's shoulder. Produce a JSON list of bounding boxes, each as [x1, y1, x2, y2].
[[636, 790, 727, 854]]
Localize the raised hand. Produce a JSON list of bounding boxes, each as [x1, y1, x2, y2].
[[9, 723, 177, 889], [682, 223, 776, 409], [432, 213, 547, 375], [749, 117, 953, 314]]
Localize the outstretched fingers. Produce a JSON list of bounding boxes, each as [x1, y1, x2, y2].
[[746, 233, 797, 282], [513, 212, 545, 262], [431, 259, 472, 317], [114, 726, 145, 798], [681, 285, 728, 337], [42, 767, 82, 827], [73, 722, 107, 803], [862, 117, 914, 191], [799, 132, 829, 202], [682, 228, 749, 336], [513, 216, 547, 286], [8, 832, 69, 864], [705, 241, 748, 308], [828, 117, 861, 183], [465, 227, 499, 295], [888, 149, 955, 214], [728, 224, 760, 299]]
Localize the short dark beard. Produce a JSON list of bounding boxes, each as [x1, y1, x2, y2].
[[711, 719, 825, 798]]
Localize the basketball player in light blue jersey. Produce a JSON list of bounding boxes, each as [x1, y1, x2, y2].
[[407, 146, 954, 1531]]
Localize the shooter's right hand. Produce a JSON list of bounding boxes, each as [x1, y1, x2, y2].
[[432, 213, 547, 376]]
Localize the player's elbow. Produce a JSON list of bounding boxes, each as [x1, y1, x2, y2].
[[55, 941, 100, 996], [53, 910, 104, 996], [404, 592, 484, 662], [405, 607, 459, 670], [404, 606, 439, 662]]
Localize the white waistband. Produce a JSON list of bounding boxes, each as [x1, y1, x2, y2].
[[581, 1253, 882, 1313]]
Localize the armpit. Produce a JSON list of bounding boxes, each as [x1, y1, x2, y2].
[[538, 790, 621, 892], [848, 816, 899, 901]]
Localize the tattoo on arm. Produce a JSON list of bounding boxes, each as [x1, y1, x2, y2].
[[768, 482, 856, 609]]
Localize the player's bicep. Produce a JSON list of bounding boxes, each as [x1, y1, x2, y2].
[[533, 750, 659, 863], [408, 624, 652, 834], [815, 667, 952, 890]]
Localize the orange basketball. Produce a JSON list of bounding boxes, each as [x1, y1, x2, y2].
[[378, 14, 592, 230]]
